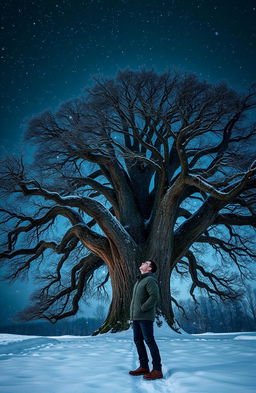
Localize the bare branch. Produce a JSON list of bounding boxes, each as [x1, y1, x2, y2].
[[186, 250, 240, 301], [184, 165, 256, 200], [15, 254, 104, 323]]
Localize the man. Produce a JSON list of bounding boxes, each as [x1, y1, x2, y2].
[[129, 260, 163, 380]]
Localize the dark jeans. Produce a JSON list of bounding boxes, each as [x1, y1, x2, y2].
[[132, 320, 162, 371]]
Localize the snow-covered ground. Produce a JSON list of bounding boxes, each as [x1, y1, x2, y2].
[[0, 322, 255, 393]]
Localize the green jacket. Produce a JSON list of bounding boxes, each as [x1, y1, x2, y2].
[[130, 272, 160, 321]]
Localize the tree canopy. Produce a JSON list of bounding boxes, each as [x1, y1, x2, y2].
[[0, 69, 255, 333]]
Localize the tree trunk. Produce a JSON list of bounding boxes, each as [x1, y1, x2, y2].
[[93, 246, 138, 335], [141, 185, 182, 331], [92, 183, 184, 335], [93, 240, 178, 334]]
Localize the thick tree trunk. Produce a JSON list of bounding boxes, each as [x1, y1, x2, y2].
[[93, 242, 178, 334], [93, 245, 138, 335], [141, 184, 183, 331], [158, 263, 174, 326], [93, 288, 132, 334], [93, 258, 177, 335], [92, 184, 184, 335]]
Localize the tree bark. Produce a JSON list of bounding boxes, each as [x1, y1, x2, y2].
[[93, 242, 139, 334], [93, 244, 177, 335]]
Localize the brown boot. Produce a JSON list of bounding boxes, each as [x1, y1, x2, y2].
[[143, 369, 163, 380], [129, 367, 150, 376]]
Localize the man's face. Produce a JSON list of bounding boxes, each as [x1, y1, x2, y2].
[[139, 261, 152, 274]]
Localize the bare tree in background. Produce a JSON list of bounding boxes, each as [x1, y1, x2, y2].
[[0, 69, 255, 334], [243, 285, 256, 320], [94, 304, 107, 323]]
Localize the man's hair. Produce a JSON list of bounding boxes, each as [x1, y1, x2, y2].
[[148, 260, 157, 273]]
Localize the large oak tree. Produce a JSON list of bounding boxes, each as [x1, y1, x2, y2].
[[0, 69, 255, 334]]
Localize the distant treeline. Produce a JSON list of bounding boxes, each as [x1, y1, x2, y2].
[[0, 317, 101, 336], [1, 286, 255, 336], [176, 286, 256, 333]]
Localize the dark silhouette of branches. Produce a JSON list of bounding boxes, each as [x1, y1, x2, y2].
[[0, 69, 255, 332]]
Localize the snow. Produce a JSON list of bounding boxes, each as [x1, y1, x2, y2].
[[0, 324, 255, 393], [233, 335, 256, 340]]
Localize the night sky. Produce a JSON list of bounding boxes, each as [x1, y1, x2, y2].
[[0, 0, 256, 323], [1, 0, 256, 150]]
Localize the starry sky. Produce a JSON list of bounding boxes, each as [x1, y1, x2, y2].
[[0, 0, 256, 324], [1, 0, 256, 151]]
